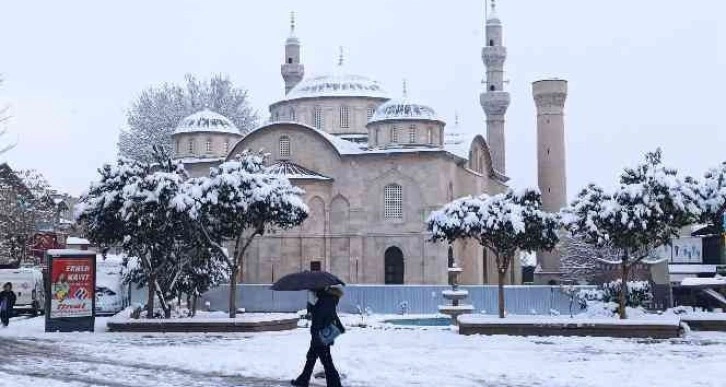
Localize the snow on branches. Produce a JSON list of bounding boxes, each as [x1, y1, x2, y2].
[[427, 187, 559, 318], [701, 161, 726, 227]]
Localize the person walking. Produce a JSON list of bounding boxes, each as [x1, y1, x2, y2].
[[0, 282, 16, 327], [292, 286, 345, 387]]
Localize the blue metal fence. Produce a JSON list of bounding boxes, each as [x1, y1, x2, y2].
[[194, 284, 595, 316]]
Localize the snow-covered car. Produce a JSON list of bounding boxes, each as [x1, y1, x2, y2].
[[95, 286, 128, 316], [0, 268, 46, 316]]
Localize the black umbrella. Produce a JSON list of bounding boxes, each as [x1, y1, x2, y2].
[[271, 271, 345, 291]]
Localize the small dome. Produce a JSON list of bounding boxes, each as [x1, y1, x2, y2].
[[368, 98, 443, 125], [173, 109, 240, 135], [283, 72, 388, 101]]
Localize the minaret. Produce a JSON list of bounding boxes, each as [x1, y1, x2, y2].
[[480, 0, 510, 174], [281, 12, 304, 94], [533, 79, 568, 282]]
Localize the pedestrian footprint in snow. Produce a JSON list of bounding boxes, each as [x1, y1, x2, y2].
[[0, 282, 17, 327], [292, 286, 345, 387]]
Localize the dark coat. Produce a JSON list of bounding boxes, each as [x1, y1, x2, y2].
[[0, 290, 16, 312], [310, 291, 345, 338]]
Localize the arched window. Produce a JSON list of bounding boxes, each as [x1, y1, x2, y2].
[[408, 125, 416, 143], [374, 128, 379, 146], [339, 105, 350, 128], [279, 136, 291, 158], [290, 107, 296, 121], [391, 126, 399, 143], [366, 106, 375, 121], [384, 247, 404, 284], [287, 57, 293, 64], [313, 106, 323, 129], [489, 39, 494, 47], [489, 84, 495, 91], [384, 184, 403, 219], [427, 127, 433, 145], [188, 139, 195, 154], [206, 138, 212, 153], [175, 140, 180, 154]]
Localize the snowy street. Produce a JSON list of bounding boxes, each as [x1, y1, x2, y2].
[[2, 315, 726, 387]]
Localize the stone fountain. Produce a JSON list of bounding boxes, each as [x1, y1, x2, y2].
[[438, 264, 474, 325]]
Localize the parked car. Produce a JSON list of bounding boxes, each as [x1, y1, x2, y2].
[[95, 284, 128, 316], [0, 268, 45, 316]]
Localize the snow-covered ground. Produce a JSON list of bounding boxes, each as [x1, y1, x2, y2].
[[1, 314, 725, 387]]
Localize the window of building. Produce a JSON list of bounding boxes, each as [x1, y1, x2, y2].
[[279, 136, 291, 158], [384, 247, 404, 284], [367, 106, 375, 121], [489, 39, 494, 47], [384, 184, 403, 219], [427, 127, 433, 145], [188, 139, 194, 154], [339, 105, 350, 128], [374, 128, 379, 146], [206, 138, 212, 153], [287, 57, 293, 64], [290, 107, 296, 121], [313, 106, 323, 129], [408, 125, 416, 143], [310, 261, 322, 271], [175, 140, 180, 153], [391, 126, 399, 143], [489, 84, 495, 91]]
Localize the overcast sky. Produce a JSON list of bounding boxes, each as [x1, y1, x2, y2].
[[0, 0, 723, 198]]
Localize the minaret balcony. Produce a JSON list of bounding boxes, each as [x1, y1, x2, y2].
[[482, 46, 507, 66], [480, 91, 510, 116], [281, 63, 304, 79]]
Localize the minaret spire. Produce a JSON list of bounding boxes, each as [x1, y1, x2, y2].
[[281, 12, 304, 94], [402, 79, 408, 98], [480, 0, 509, 173], [338, 46, 344, 66]]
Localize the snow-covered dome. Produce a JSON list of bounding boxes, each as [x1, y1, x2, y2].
[[283, 72, 388, 101], [173, 109, 240, 135], [368, 98, 443, 125]]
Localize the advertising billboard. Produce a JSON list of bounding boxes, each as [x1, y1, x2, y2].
[[45, 250, 96, 332]]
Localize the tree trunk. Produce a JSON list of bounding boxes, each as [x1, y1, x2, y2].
[[497, 269, 506, 319], [191, 294, 198, 317], [229, 265, 239, 318], [619, 262, 630, 320], [146, 272, 155, 319]]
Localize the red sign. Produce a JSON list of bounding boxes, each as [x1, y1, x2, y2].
[[50, 258, 94, 318]]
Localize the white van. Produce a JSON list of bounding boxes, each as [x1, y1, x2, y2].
[[0, 268, 45, 316]]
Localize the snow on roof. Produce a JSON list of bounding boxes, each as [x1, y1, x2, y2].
[[66, 237, 91, 245], [266, 160, 332, 181], [680, 276, 726, 287], [668, 264, 719, 274], [443, 131, 477, 160], [281, 71, 389, 101], [173, 109, 241, 135], [46, 249, 96, 257], [368, 97, 443, 125], [177, 156, 225, 164]]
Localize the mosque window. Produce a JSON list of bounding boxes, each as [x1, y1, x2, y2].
[[374, 128, 379, 146], [313, 106, 323, 129], [408, 125, 416, 143], [489, 39, 494, 47], [489, 84, 495, 91], [366, 106, 375, 121], [175, 140, 180, 154], [279, 136, 291, 158], [384, 184, 403, 219], [287, 57, 293, 64], [391, 126, 399, 143], [340, 105, 350, 128], [427, 127, 433, 145], [188, 139, 195, 154], [206, 138, 212, 153], [290, 107, 296, 121]]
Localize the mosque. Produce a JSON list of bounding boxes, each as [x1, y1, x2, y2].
[[171, 3, 569, 285]]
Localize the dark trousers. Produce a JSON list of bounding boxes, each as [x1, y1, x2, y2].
[[295, 340, 341, 387], [0, 310, 9, 326]]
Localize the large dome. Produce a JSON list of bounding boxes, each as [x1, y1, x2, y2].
[[368, 98, 443, 125], [283, 72, 388, 101], [173, 109, 240, 135]]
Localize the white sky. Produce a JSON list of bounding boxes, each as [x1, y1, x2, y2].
[[0, 0, 723, 198]]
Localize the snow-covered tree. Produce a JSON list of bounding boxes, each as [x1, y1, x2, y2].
[[77, 148, 197, 318], [701, 161, 726, 228], [563, 149, 701, 318], [177, 150, 308, 318], [427, 188, 560, 318], [558, 235, 622, 284], [118, 74, 258, 163], [0, 78, 13, 156]]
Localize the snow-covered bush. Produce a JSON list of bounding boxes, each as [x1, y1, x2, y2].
[[578, 280, 653, 315]]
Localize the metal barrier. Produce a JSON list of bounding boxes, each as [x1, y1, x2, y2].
[[198, 284, 596, 316]]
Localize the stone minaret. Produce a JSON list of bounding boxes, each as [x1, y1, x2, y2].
[[533, 79, 568, 282], [281, 12, 304, 94], [480, 0, 510, 174]]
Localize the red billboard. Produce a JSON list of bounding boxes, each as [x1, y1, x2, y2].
[[49, 258, 94, 318]]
